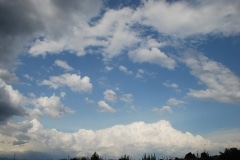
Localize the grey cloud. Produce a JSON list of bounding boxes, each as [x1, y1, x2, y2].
[[0, 0, 102, 68], [0, 100, 25, 124], [0, 120, 32, 136], [0, 69, 18, 83], [13, 134, 31, 146], [0, 0, 43, 68], [0, 80, 27, 124]]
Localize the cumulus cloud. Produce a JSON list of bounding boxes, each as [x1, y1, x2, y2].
[[129, 48, 176, 70], [1, 119, 215, 158], [152, 106, 172, 115], [41, 73, 92, 93], [0, 0, 102, 68], [167, 98, 185, 106], [33, 94, 75, 118], [1, 0, 240, 70], [1, 119, 239, 158], [54, 59, 73, 71], [119, 65, 133, 75], [104, 89, 117, 103], [97, 100, 116, 113], [183, 51, 240, 103], [0, 79, 27, 124]]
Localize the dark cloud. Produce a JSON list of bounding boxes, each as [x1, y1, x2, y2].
[[0, 80, 27, 124], [0, 0, 102, 68], [0, 100, 26, 124], [0, 0, 43, 68]]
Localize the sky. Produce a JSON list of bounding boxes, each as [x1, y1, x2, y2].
[[0, 0, 240, 159]]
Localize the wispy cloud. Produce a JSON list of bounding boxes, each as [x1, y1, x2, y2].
[[167, 98, 185, 106], [183, 51, 240, 103], [54, 60, 73, 71], [119, 65, 133, 75], [152, 106, 172, 115]]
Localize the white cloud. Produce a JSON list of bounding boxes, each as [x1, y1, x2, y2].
[[27, 0, 240, 66], [2, 119, 240, 159], [167, 98, 185, 106], [120, 94, 133, 104], [129, 48, 176, 70], [183, 52, 240, 103], [104, 89, 117, 103], [85, 97, 95, 104], [24, 74, 34, 81], [54, 59, 73, 71], [105, 66, 113, 72], [41, 73, 92, 93], [0, 119, 216, 158], [119, 65, 133, 75], [152, 106, 172, 115], [97, 100, 116, 113], [163, 81, 179, 89], [33, 94, 74, 118], [139, 0, 240, 37], [136, 69, 145, 78]]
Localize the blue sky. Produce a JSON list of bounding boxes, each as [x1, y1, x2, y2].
[[0, 0, 240, 159]]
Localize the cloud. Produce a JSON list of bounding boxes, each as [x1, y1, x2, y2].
[[2, 0, 240, 71], [0, 0, 102, 68], [97, 100, 116, 113], [163, 81, 179, 89], [54, 59, 73, 71], [104, 89, 117, 103], [167, 98, 185, 106], [41, 73, 92, 93], [1, 119, 240, 159], [32, 94, 74, 118], [139, 0, 240, 37], [85, 97, 95, 104], [25, 0, 240, 67], [0, 69, 18, 83], [129, 48, 176, 70], [120, 94, 134, 104], [152, 106, 172, 115], [0, 79, 27, 124], [24, 74, 34, 81], [119, 65, 133, 75], [136, 69, 145, 78], [0, 119, 214, 158], [13, 133, 31, 146], [183, 51, 240, 103]]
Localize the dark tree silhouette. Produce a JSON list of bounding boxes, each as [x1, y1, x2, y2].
[[219, 148, 240, 160], [119, 154, 130, 160], [200, 151, 210, 160], [184, 152, 197, 160], [91, 152, 101, 160]]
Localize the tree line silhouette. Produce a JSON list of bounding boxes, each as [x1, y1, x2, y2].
[[59, 147, 240, 160]]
